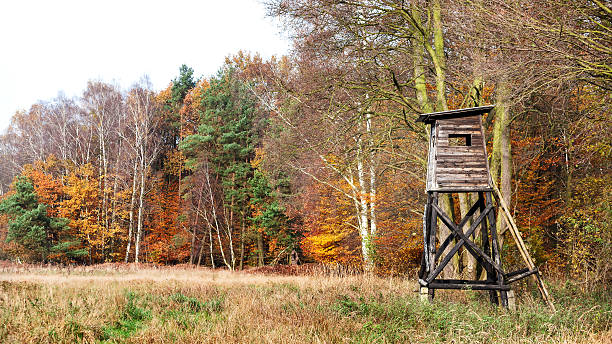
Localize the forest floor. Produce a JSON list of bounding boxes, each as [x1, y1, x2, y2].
[[0, 263, 610, 343]]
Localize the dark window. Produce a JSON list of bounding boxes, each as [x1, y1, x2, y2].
[[448, 133, 472, 146]]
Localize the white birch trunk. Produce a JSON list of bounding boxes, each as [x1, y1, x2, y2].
[[125, 160, 138, 262], [356, 138, 373, 271], [134, 148, 145, 263], [366, 112, 377, 241]]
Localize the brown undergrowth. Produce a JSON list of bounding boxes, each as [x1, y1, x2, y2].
[[0, 263, 609, 343]]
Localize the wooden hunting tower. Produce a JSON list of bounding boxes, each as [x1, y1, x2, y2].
[[416, 105, 539, 308]]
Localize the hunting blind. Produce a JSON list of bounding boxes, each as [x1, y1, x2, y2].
[[416, 105, 554, 310]]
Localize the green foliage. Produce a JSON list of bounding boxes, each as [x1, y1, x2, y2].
[[250, 170, 284, 231], [203, 68, 258, 214], [181, 65, 285, 264], [171, 64, 196, 105], [160, 64, 197, 154], [169, 292, 224, 315], [101, 291, 152, 340], [250, 170, 300, 250], [556, 175, 612, 284], [331, 284, 612, 343], [0, 176, 84, 262], [182, 66, 258, 195]]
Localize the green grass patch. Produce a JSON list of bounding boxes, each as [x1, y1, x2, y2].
[[169, 292, 224, 314], [100, 291, 225, 341], [100, 291, 151, 341], [331, 284, 612, 344]]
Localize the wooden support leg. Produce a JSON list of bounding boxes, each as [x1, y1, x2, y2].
[[478, 192, 498, 305], [427, 193, 438, 282], [419, 192, 436, 303], [507, 290, 516, 311], [427, 194, 437, 303], [419, 194, 433, 279], [486, 192, 508, 308], [420, 287, 429, 303]]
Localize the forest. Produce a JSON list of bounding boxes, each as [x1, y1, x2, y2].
[[0, 0, 609, 287]]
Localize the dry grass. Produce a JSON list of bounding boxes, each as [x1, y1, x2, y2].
[[0, 264, 610, 343]]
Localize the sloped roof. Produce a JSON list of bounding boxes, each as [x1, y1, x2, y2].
[[416, 105, 495, 123]]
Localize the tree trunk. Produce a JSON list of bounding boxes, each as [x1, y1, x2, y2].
[[99, 124, 109, 256], [491, 79, 512, 248], [197, 225, 207, 266], [205, 164, 231, 270], [125, 160, 138, 263], [134, 154, 145, 263], [564, 132, 573, 203], [257, 230, 264, 267], [500, 108, 512, 248], [366, 112, 377, 244], [463, 77, 484, 278], [411, 5, 432, 116], [190, 187, 203, 264], [432, 0, 448, 113], [356, 136, 374, 272], [208, 224, 215, 268]]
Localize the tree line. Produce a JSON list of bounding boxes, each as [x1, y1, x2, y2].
[[0, 0, 609, 284]]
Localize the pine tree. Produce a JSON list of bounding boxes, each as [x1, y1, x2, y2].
[[0, 176, 85, 262], [181, 66, 260, 268], [250, 169, 299, 264], [171, 65, 197, 106]]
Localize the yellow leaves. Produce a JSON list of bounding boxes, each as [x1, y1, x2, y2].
[[180, 79, 210, 138], [251, 147, 265, 168], [59, 164, 102, 252], [156, 84, 173, 104], [163, 149, 186, 177], [302, 181, 361, 266]]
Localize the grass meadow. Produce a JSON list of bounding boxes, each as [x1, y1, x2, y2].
[[0, 263, 610, 343]]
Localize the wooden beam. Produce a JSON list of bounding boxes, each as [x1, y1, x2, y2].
[[504, 268, 530, 279], [428, 282, 510, 291], [432, 203, 504, 275], [434, 199, 481, 261], [506, 269, 539, 284], [491, 182, 556, 311], [425, 204, 494, 283], [485, 191, 508, 307]]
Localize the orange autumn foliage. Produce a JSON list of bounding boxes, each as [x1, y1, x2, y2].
[[180, 79, 210, 138], [373, 173, 424, 276], [22, 158, 64, 217], [58, 164, 106, 261], [144, 177, 190, 264], [302, 181, 362, 267]]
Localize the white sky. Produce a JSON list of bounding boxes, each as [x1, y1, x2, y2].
[[0, 0, 290, 132]]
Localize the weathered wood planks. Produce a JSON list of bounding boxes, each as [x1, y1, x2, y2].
[[425, 113, 492, 191]]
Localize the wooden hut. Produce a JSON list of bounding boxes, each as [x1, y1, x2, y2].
[[416, 105, 539, 308], [420, 106, 493, 192]]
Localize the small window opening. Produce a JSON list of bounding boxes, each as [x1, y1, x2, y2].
[[448, 133, 472, 146]]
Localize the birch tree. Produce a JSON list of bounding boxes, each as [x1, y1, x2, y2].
[[124, 79, 161, 263]]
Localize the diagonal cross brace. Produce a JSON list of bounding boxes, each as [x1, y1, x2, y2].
[[432, 203, 505, 277], [434, 199, 481, 262], [425, 204, 495, 284]]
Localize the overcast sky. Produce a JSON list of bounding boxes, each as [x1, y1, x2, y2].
[[0, 0, 290, 133]]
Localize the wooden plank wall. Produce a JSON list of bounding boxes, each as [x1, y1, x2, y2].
[[433, 115, 491, 190]]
